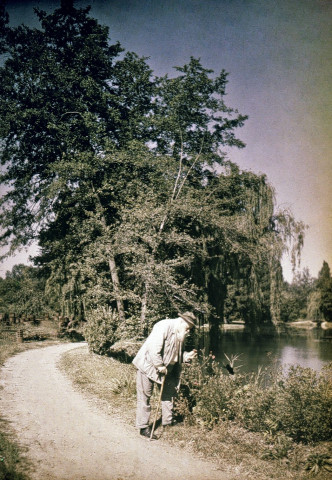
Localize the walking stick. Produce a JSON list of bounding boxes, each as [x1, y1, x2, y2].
[[150, 372, 166, 440]]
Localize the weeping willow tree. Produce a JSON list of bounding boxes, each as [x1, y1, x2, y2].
[[201, 166, 305, 344]]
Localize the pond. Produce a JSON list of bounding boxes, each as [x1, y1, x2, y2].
[[200, 326, 332, 374]]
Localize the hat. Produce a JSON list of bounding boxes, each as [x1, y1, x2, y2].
[[178, 311, 197, 327]]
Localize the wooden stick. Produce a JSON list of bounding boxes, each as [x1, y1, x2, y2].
[[150, 374, 166, 440]]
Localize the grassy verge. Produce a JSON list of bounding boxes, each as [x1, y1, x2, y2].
[[0, 322, 60, 480], [59, 346, 332, 480]]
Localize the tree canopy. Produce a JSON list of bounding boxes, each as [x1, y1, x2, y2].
[[0, 2, 305, 347]]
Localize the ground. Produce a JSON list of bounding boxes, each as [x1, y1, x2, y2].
[[0, 343, 234, 480]]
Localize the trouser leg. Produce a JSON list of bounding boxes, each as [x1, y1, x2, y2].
[[161, 372, 178, 426], [136, 370, 154, 429]]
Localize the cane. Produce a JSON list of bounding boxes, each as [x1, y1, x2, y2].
[[150, 371, 167, 440]]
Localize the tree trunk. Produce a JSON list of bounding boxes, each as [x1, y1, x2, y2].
[[108, 253, 125, 324], [91, 184, 126, 324], [140, 283, 148, 335], [209, 320, 221, 354]]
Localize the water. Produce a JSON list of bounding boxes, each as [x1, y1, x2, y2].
[[202, 327, 332, 374]]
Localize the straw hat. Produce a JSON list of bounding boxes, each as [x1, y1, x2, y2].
[[178, 311, 197, 327]]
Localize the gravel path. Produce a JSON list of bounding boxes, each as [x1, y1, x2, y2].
[[0, 343, 230, 480]]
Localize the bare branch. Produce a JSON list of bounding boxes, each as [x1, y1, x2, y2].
[[175, 136, 205, 201]]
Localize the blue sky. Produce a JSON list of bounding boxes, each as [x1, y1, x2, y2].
[[1, 0, 331, 281]]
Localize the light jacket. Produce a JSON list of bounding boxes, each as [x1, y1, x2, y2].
[[132, 318, 191, 384]]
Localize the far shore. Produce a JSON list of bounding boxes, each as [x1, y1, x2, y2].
[[219, 320, 332, 331]]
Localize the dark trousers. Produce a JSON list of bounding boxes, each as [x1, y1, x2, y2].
[[135, 368, 178, 428]]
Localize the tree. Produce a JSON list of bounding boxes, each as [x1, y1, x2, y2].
[[280, 268, 315, 322], [0, 264, 47, 317], [0, 3, 155, 322], [317, 261, 332, 321], [0, 3, 306, 349]]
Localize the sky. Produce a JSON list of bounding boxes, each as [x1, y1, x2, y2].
[[1, 0, 331, 281]]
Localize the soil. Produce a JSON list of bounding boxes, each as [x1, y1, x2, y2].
[[0, 343, 232, 480]]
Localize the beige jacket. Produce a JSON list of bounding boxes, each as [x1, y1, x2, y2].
[[132, 318, 191, 384]]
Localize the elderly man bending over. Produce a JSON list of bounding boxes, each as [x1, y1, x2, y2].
[[132, 311, 197, 439]]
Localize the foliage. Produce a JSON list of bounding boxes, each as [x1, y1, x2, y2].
[[0, 2, 307, 342], [305, 453, 332, 476], [306, 290, 323, 323], [261, 431, 294, 460], [178, 354, 332, 443], [84, 306, 121, 355], [279, 261, 332, 323], [0, 264, 47, 317], [317, 261, 332, 321], [269, 364, 332, 443], [280, 268, 315, 322]]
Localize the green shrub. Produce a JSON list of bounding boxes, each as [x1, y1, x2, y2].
[[179, 352, 236, 427], [180, 353, 332, 444], [270, 364, 332, 443], [84, 306, 120, 355], [304, 453, 332, 475], [227, 375, 276, 432]]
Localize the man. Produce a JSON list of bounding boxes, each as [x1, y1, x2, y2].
[[132, 311, 197, 439]]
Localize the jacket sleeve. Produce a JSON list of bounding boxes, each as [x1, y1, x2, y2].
[[182, 351, 191, 363], [147, 322, 167, 368]]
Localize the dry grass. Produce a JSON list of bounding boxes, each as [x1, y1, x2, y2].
[[59, 345, 332, 480], [58, 346, 138, 423]]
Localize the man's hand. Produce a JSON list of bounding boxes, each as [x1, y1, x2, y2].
[[157, 365, 167, 375], [186, 349, 197, 361]]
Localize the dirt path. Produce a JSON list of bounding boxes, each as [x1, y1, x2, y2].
[[0, 343, 231, 480]]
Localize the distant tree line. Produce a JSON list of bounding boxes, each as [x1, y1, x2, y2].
[[0, 2, 314, 349], [279, 261, 332, 324], [2, 261, 331, 325]]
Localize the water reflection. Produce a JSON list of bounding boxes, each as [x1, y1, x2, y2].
[[203, 327, 332, 374]]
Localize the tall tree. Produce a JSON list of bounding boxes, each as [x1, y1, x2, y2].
[[317, 261, 332, 321], [133, 57, 249, 333], [0, 3, 154, 321]]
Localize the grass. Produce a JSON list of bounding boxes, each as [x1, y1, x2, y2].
[[0, 322, 60, 480], [59, 345, 332, 480]]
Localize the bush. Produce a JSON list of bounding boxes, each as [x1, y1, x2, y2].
[[178, 352, 236, 427], [84, 306, 120, 355], [226, 374, 276, 432], [270, 364, 332, 443], [179, 353, 332, 443]]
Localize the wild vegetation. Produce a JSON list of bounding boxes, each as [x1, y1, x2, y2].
[[0, 2, 311, 350], [178, 352, 332, 443]]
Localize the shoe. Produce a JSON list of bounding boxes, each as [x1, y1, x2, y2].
[[140, 426, 158, 440], [163, 420, 178, 429]]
